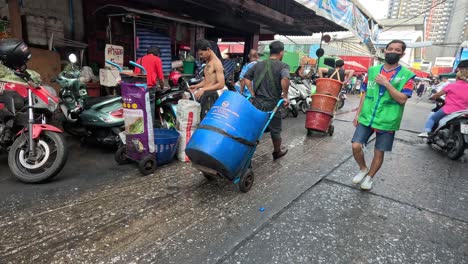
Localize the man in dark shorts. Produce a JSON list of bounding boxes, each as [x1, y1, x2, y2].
[[351, 39, 415, 190], [244, 41, 290, 160]]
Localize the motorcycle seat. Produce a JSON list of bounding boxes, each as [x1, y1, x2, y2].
[[84, 95, 117, 110], [155, 88, 173, 96]]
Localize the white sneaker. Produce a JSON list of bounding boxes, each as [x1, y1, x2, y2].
[[360, 176, 373, 190], [418, 132, 429, 138], [352, 168, 369, 184]]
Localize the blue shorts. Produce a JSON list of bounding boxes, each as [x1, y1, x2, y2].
[[351, 123, 396, 152]]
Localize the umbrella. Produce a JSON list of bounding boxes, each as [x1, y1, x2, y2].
[[343, 61, 368, 73]]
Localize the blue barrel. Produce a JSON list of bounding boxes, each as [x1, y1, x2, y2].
[[185, 91, 269, 180]]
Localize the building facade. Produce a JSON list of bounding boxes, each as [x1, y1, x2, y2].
[[387, 0, 468, 62]]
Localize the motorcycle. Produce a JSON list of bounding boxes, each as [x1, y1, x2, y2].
[[0, 69, 68, 182], [427, 99, 468, 160], [154, 69, 194, 128], [281, 81, 300, 118], [337, 88, 347, 110], [292, 77, 313, 114], [57, 54, 124, 146]]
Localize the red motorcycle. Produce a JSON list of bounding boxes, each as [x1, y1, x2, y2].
[[0, 39, 68, 183]]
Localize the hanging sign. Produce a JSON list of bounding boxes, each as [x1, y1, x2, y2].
[[105, 44, 124, 67]]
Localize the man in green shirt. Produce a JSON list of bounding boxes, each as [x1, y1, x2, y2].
[[351, 40, 416, 190]]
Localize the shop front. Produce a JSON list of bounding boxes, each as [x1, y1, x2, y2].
[[88, 4, 212, 74]]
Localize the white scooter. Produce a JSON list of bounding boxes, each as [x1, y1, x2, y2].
[[292, 78, 313, 114], [281, 83, 301, 118]]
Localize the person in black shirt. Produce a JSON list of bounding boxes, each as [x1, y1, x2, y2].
[[244, 41, 290, 160], [317, 59, 354, 83]]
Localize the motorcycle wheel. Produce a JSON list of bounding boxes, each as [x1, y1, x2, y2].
[[337, 99, 345, 110], [447, 131, 465, 160], [300, 102, 309, 114], [8, 131, 68, 183], [291, 104, 299, 118]]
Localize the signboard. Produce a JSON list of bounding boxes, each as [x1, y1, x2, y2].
[[105, 44, 124, 67], [294, 0, 372, 43]]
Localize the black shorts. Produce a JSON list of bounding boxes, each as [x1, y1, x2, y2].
[[250, 98, 282, 140]]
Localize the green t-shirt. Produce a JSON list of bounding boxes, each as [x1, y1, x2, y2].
[[358, 65, 415, 131]]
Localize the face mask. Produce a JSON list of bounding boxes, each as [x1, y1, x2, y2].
[[385, 53, 401, 64]]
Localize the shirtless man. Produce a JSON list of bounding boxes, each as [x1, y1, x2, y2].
[[189, 39, 225, 100]]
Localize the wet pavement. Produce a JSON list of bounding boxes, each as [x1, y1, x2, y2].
[[1, 95, 467, 263]]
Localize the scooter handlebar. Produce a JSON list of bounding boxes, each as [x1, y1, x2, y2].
[[105, 60, 123, 72], [129, 61, 146, 75]]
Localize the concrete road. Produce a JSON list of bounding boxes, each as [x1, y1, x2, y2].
[[1, 95, 467, 264]]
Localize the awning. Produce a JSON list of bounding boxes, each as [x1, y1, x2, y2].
[[93, 4, 214, 28], [411, 68, 430, 78]]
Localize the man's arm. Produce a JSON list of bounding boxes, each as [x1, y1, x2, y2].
[[375, 74, 411, 105], [430, 89, 447, 100], [344, 70, 354, 81], [281, 77, 290, 106], [239, 79, 246, 94], [317, 68, 328, 78], [190, 79, 205, 90], [243, 66, 255, 96], [280, 66, 290, 106], [134, 58, 141, 74], [353, 91, 366, 127], [244, 79, 255, 97], [155, 58, 165, 90]]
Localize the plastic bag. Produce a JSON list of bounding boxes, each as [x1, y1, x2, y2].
[[79, 66, 98, 83]]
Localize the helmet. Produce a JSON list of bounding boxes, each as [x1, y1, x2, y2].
[[0, 39, 32, 69], [168, 70, 182, 87]]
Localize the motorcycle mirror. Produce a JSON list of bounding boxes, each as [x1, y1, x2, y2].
[[68, 54, 78, 64]]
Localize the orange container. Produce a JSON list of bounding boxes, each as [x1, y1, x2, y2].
[[311, 94, 338, 113], [315, 78, 343, 97], [305, 109, 333, 132]]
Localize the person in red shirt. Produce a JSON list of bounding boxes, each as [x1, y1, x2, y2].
[[134, 46, 165, 120]]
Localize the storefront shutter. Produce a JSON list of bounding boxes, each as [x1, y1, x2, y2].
[[136, 26, 172, 74]]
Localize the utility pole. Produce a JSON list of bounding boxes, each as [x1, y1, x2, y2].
[[8, 0, 22, 39]]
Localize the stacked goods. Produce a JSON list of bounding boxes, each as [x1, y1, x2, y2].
[[176, 99, 201, 162], [305, 78, 342, 135]]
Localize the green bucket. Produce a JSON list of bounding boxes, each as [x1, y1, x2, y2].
[[183, 61, 195, 74]]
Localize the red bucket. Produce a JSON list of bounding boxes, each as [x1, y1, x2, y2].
[[305, 109, 333, 132], [311, 94, 338, 113], [315, 78, 343, 97]]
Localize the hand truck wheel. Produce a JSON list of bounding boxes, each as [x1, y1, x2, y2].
[[328, 125, 334, 136], [114, 145, 129, 165], [138, 155, 157, 175], [239, 169, 255, 193]]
